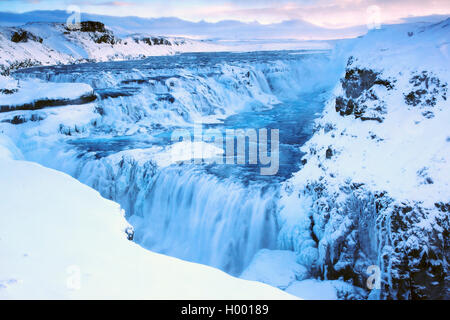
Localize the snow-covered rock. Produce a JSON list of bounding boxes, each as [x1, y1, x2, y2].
[[279, 19, 450, 299], [0, 78, 95, 112], [0, 135, 295, 299]]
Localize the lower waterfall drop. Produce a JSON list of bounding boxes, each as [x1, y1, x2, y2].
[[128, 166, 280, 276]]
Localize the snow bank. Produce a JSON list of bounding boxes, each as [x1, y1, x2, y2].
[[0, 136, 294, 299]]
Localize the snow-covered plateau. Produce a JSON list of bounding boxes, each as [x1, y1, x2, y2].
[[0, 21, 227, 75], [0, 18, 449, 300]]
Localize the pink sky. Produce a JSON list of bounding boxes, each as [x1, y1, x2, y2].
[[2, 0, 450, 28]]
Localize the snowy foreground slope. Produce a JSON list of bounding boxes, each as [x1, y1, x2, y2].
[[0, 21, 225, 74], [0, 135, 294, 299], [278, 19, 449, 299]]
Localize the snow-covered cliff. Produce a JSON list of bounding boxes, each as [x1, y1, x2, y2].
[[0, 21, 225, 75], [278, 19, 449, 299]]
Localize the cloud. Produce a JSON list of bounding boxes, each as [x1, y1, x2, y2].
[[1, 0, 449, 28], [175, 0, 450, 27], [93, 1, 133, 6], [73, 1, 134, 7]]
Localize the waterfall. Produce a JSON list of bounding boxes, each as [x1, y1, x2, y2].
[[10, 51, 342, 278], [129, 166, 279, 275], [33, 147, 280, 275]]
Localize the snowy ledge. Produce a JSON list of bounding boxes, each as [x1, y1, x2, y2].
[[0, 78, 96, 113]]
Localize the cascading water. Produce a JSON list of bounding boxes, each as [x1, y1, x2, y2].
[[129, 166, 279, 275], [10, 50, 344, 277]]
